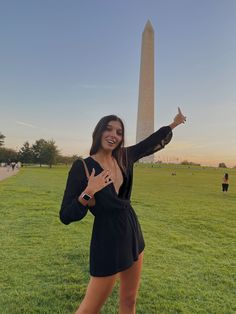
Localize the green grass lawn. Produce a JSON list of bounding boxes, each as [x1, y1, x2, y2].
[[0, 164, 235, 314]]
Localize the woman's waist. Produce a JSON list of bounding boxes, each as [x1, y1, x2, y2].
[[90, 199, 133, 216]]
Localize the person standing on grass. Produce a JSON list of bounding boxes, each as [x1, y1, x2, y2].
[[60, 107, 186, 314], [7, 159, 11, 172], [11, 161, 16, 171], [222, 173, 229, 192]]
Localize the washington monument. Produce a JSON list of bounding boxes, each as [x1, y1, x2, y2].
[[136, 20, 154, 163]]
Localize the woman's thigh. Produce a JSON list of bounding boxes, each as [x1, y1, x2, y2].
[[119, 252, 144, 299], [76, 274, 117, 314]]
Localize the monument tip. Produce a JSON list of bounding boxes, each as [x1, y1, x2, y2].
[[144, 19, 154, 31]]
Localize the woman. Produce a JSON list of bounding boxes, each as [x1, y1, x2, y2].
[[222, 173, 229, 192], [60, 107, 186, 313]]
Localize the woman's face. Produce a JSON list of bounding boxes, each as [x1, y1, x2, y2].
[[100, 120, 123, 152]]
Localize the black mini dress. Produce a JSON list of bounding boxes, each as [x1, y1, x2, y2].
[[60, 126, 172, 276]]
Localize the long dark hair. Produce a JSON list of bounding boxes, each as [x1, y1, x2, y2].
[[224, 173, 228, 180], [89, 115, 126, 171]]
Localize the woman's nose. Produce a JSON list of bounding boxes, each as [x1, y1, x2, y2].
[[110, 131, 117, 138]]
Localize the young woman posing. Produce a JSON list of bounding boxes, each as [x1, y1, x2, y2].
[[60, 107, 186, 314]]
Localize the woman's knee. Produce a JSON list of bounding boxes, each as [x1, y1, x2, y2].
[[120, 294, 137, 309]]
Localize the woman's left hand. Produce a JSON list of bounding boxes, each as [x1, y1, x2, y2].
[[170, 107, 186, 129]]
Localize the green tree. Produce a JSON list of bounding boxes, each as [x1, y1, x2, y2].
[[0, 147, 18, 162], [32, 139, 47, 166], [219, 162, 227, 168], [41, 140, 59, 168], [56, 154, 80, 165], [0, 132, 5, 147], [18, 141, 33, 164]]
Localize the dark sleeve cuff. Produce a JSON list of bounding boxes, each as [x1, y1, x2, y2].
[[60, 198, 88, 225]]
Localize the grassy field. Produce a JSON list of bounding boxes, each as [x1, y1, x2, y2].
[[0, 164, 235, 314]]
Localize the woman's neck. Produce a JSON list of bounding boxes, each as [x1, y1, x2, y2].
[[92, 150, 114, 163]]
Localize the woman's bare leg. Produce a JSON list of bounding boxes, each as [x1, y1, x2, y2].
[[119, 252, 144, 314], [75, 274, 117, 314]]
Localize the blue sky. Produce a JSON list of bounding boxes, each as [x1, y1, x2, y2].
[[0, 0, 236, 166]]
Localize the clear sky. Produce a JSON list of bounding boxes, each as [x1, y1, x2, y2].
[[1, 0, 236, 166]]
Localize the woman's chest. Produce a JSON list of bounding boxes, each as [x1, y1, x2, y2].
[[112, 166, 124, 194]]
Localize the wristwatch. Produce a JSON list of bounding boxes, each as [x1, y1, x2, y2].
[[81, 192, 92, 201]]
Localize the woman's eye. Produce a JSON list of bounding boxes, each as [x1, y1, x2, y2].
[[105, 126, 122, 136]]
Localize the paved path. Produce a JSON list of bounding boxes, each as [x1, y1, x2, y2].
[[0, 167, 19, 181]]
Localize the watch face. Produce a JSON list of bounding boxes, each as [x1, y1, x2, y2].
[[82, 193, 91, 201]]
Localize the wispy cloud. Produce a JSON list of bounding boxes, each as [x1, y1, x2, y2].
[[16, 121, 38, 128]]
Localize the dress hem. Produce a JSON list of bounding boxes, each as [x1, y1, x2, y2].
[[90, 248, 145, 277]]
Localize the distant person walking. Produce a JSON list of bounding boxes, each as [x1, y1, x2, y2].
[[7, 160, 11, 172], [222, 173, 229, 192], [60, 107, 186, 314], [11, 162, 16, 171]]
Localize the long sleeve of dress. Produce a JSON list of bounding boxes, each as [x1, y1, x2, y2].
[[60, 159, 88, 225], [126, 126, 173, 163]]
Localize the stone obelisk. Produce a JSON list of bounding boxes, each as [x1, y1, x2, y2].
[[136, 20, 154, 163]]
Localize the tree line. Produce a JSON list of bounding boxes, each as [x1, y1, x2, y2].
[[0, 131, 233, 168], [0, 132, 79, 167]]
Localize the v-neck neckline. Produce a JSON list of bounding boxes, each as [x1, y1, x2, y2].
[[89, 156, 124, 196]]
